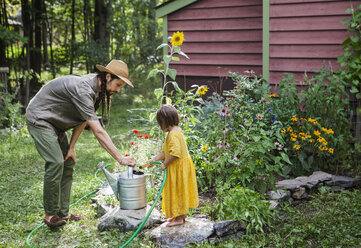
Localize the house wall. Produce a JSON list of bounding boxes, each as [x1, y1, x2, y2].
[[269, 0, 361, 86], [167, 0, 263, 83]]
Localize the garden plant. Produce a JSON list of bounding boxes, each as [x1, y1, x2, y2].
[[1, 6, 361, 247]]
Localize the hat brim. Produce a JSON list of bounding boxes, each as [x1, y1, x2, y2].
[[96, 64, 134, 87]]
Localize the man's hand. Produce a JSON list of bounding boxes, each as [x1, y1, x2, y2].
[[64, 148, 77, 164], [121, 156, 136, 167]]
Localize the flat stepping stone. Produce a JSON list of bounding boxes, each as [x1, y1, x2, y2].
[[145, 218, 214, 247]]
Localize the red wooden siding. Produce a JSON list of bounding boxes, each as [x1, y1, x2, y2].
[[269, 0, 361, 86], [167, 0, 263, 78]]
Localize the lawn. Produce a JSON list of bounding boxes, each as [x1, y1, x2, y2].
[[0, 95, 360, 248]]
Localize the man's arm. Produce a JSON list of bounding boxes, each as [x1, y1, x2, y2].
[[87, 119, 136, 166], [64, 122, 87, 164]]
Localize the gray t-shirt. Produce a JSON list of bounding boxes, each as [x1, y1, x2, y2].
[[26, 74, 99, 134]]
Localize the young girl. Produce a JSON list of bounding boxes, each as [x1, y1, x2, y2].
[[147, 104, 199, 227]]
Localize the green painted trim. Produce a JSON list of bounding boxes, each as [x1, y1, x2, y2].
[[262, 0, 270, 83], [156, 0, 198, 19], [162, 16, 168, 56]]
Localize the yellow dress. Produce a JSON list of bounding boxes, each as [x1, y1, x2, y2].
[[161, 130, 199, 218]]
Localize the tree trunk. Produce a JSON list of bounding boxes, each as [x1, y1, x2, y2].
[[42, 1, 49, 68], [21, 0, 32, 107], [70, 0, 75, 74], [84, 0, 92, 72], [0, 0, 8, 67], [32, 0, 42, 75], [94, 0, 112, 63]]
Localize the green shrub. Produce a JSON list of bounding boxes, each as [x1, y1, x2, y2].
[[190, 73, 289, 193], [214, 186, 274, 233], [274, 68, 352, 175], [280, 116, 336, 176]]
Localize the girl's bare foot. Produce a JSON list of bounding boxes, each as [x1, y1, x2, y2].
[[166, 215, 185, 227], [167, 217, 176, 222]]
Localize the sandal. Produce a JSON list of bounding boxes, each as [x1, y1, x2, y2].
[[44, 215, 66, 227], [62, 214, 85, 221]]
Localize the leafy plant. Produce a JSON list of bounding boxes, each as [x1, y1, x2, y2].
[[280, 116, 336, 176], [274, 68, 352, 174], [0, 83, 25, 133], [214, 186, 274, 233], [191, 72, 289, 193]]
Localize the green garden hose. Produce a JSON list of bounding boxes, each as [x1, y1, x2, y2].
[[26, 161, 166, 248]]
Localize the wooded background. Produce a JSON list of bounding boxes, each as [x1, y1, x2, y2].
[[0, 0, 164, 109]]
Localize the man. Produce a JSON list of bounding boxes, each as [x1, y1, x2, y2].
[[26, 60, 136, 227]]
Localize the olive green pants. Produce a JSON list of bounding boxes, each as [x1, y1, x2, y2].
[[27, 123, 75, 217]]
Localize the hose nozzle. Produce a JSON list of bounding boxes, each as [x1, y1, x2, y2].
[[139, 162, 150, 170]]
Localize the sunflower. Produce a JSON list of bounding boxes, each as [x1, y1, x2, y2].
[[170, 31, 184, 46]]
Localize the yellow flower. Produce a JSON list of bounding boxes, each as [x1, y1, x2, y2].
[[321, 127, 328, 133], [310, 139, 315, 143], [291, 116, 298, 122], [318, 145, 327, 151], [328, 148, 334, 154], [291, 137, 297, 142], [314, 130, 321, 136], [197, 86, 208, 95], [328, 129, 334, 134], [281, 129, 286, 134], [293, 145, 301, 150], [202, 145, 208, 152], [268, 93, 276, 98], [308, 117, 318, 125], [170, 31, 184, 46]]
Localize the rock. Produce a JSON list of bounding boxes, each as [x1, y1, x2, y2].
[[331, 185, 344, 192], [213, 220, 245, 237], [145, 218, 214, 248], [292, 187, 308, 199], [325, 176, 361, 188], [304, 171, 333, 189], [91, 185, 116, 217], [276, 171, 333, 191], [276, 177, 308, 191], [267, 200, 279, 209], [97, 205, 162, 232], [208, 231, 244, 244], [266, 189, 291, 201]]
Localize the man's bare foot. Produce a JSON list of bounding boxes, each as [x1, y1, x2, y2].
[[166, 215, 185, 227]]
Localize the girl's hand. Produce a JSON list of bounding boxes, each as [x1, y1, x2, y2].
[[160, 163, 167, 170], [145, 158, 156, 168]]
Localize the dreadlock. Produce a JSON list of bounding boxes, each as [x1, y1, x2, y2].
[[96, 71, 118, 127]]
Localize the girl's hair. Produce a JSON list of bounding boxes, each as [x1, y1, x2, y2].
[[156, 104, 180, 129], [96, 71, 118, 126]]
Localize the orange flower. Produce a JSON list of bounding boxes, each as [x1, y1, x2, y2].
[[144, 135, 149, 139]]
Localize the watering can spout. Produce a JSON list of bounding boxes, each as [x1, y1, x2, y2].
[[97, 162, 119, 199]]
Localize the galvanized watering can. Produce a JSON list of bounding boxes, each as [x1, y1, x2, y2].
[[97, 162, 154, 210]]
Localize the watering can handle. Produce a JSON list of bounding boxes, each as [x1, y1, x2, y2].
[[144, 161, 161, 188]]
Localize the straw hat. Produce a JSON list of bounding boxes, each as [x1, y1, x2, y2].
[[96, 60, 134, 87]]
